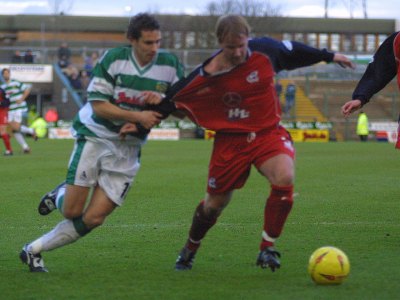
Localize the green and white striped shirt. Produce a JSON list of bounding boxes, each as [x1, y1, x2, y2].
[[72, 46, 183, 144], [0, 79, 30, 112]]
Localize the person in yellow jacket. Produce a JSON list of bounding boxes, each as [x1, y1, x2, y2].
[[356, 111, 369, 141], [27, 105, 38, 126], [29, 116, 48, 138]]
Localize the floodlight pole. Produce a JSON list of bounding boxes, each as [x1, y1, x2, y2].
[[324, 0, 328, 18], [362, 0, 368, 18]]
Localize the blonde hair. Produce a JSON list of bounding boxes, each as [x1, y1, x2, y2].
[[215, 14, 251, 43]]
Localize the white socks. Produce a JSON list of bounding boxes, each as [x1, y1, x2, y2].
[[55, 186, 66, 213], [20, 125, 34, 135], [28, 220, 81, 254], [13, 132, 28, 149]]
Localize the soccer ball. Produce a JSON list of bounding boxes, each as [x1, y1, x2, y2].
[[308, 246, 350, 285]]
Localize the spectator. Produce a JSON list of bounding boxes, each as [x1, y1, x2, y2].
[[58, 42, 71, 67], [27, 105, 38, 126], [24, 49, 34, 63], [284, 80, 296, 115], [356, 111, 369, 142], [44, 106, 59, 127], [69, 70, 82, 90], [11, 50, 23, 63], [79, 70, 90, 91], [58, 55, 70, 69], [62, 64, 79, 78], [83, 51, 99, 76], [274, 78, 283, 102], [30, 116, 48, 138]]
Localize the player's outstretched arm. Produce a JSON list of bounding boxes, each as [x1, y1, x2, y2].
[[341, 99, 362, 117], [333, 53, 356, 69]]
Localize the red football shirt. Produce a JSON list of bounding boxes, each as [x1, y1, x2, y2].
[[173, 52, 281, 133], [394, 32, 400, 89]]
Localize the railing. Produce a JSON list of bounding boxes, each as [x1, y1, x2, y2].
[[53, 63, 84, 108]]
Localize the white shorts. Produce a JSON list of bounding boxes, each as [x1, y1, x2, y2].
[[8, 110, 24, 123], [66, 136, 141, 206]]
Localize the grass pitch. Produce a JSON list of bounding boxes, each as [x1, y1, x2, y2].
[[0, 138, 399, 299]]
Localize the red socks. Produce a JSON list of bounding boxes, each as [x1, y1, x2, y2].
[[1, 134, 12, 152], [260, 185, 294, 250], [186, 200, 218, 252], [185, 186, 293, 253]]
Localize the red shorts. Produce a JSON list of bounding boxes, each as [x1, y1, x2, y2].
[[207, 126, 295, 194], [0, 108, 8, 125]]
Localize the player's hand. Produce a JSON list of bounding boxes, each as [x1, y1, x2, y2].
[[119, 123, 137, 140], [333, 53, 356, 69], [341, 99, 362, 117], [139, 91, 163, 105], [137, 111, 162, 129]]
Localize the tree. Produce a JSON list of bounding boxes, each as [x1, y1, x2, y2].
[[324, 0, 368, 19], [48, 0, 74, 15], [204, 0, 281, 17]]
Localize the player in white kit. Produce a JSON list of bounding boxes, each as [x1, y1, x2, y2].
[[20, 13, 183, 272]]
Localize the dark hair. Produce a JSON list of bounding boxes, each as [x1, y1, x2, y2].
[[126, 13, 160, 40], [1, 68, 9, 75]]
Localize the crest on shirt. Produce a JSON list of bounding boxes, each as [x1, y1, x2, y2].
[[222, 92, 242, 107], [246, 71, 259, 83], [222, 92, 249, 121], [116, 76, 122, 86], [156, 82, 168, 93]]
